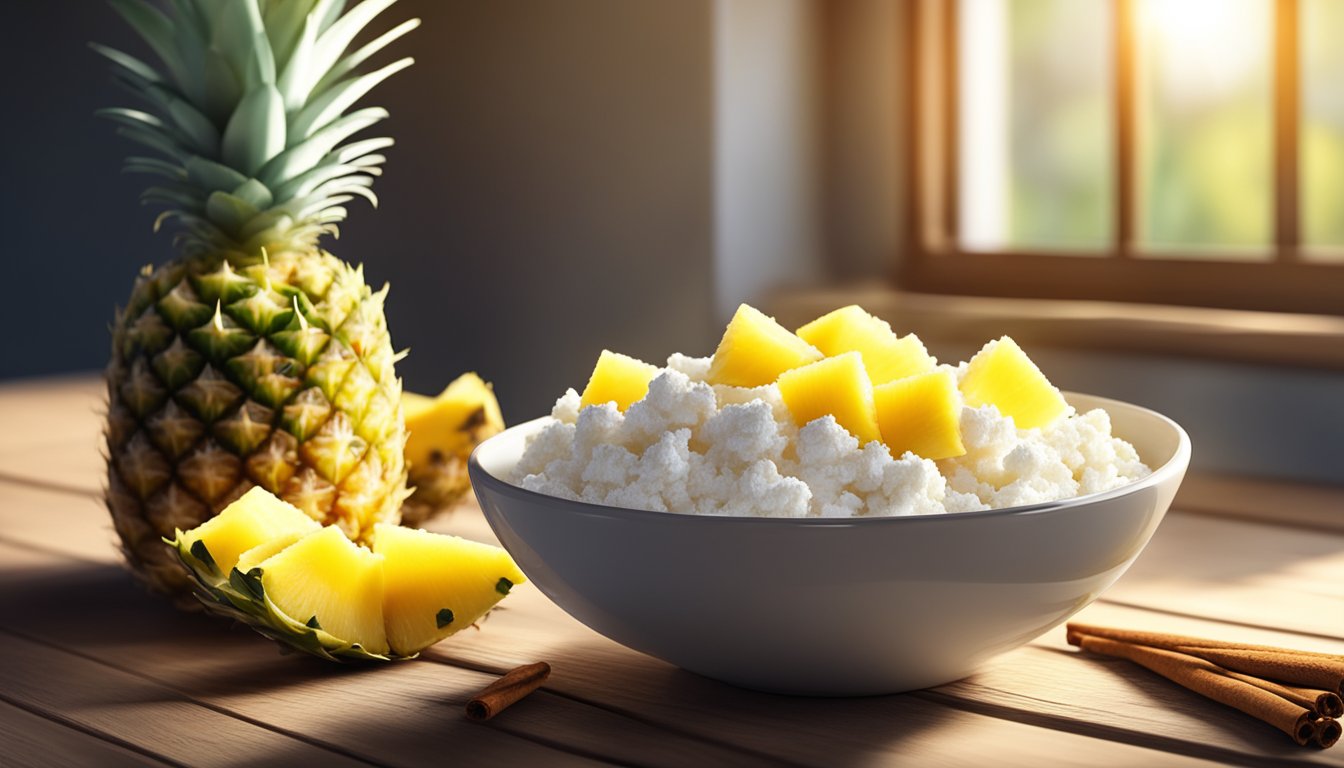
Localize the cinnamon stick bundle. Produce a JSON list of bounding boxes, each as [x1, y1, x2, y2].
[[1072, 634, 1318, 746], [1067, 623, 1343, 749], [465, 662, 551, 722]]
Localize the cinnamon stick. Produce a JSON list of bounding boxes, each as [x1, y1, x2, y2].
[[1066, 623, 1344, 663], [1170, 646, 1344, 699], [1220, 669, 1344, 718], [1074, 634, 1317, 746], [1317, 718, 1343, 750], [465, 662, 551, 722]]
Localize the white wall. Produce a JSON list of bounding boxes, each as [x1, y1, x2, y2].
[[713, 0, 825, 320]]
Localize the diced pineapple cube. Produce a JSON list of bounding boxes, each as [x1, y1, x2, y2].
[[959, 336, 1068, 429], [796, 305, 935, 384], [776, 352, 882, 444], [707, 304, 823, 387], [874, 370, 966, 460], [579, 350, 659, 411]]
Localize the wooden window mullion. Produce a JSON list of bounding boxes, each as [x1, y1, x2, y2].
[[1114, 0, 1136, 259], [1274, 0, 1301, 261]]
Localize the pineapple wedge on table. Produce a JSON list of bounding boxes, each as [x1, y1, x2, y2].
[[400, 373, 506, 525], [171, 489, 525, 661], [97, 0, 422, 600]]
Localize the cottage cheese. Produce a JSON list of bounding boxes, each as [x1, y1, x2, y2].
[[511, 356, 1150, 517]]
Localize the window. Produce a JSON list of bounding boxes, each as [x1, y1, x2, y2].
[[904, 0, 1344, 314]]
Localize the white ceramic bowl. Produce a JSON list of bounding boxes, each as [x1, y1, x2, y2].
[[469, 393, 1190, 696]]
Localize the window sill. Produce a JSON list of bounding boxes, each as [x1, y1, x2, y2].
[[768, 284, 1344, 371]]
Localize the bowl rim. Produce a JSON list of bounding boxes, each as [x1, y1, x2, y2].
[[468, 391, 1191, 526]]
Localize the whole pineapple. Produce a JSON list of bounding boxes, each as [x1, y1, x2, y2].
[[98, 0, 419, 600]]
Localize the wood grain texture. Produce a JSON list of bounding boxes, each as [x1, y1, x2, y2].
[[2, 378, 1342, 766], [0, 698, 174, 768], [0, 481, 1224, 768]]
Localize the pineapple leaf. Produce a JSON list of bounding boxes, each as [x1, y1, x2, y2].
[[288, 57, 411, 141], [123, 156, 186, 180], [168, 0, 210, 42], [88, 43, 164, 87], [108, 0, 190, 90], [222, 84, 287, 176], [142, 183, 204, 210], [211, 0, 269, 88], [310, 0, 399, 86], [201, 48, 243, 125], [257, 107, 388, 187], [230, 178, 276, 211], [314, 0, 350, 35], [312, 18, 420, 97], [273, 162, 372, 201], [333, 137, 394, 164], [276, 10, 320, 112], [155, 91, 222, 156], [96, 107, 166, 132], [116, 125, 188, 163], [185, 157, 250, 194], [262, 0, 318, 73], [206, 190, 262, 237]]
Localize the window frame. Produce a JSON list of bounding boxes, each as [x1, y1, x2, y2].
[[900, 0, 1344, 316]]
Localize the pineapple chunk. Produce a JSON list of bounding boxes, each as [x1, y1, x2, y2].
[[959, 336, 1068, 429], [796, 305, 936, 385], [403, 373, 505, 470], [579, 350, 659, 411], [374, 524, 528, 657], [177, 486, 319, 576], [707, 304, 823, 387], [874, 370, 966, 460], [253, 526, 389, 656], [776, 352, 882, 444]]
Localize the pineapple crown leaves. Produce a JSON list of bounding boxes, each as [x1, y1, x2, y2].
[[95, 0, 419, 256]]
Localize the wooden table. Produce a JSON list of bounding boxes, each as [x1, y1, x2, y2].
[[1, 375, 1340, 768]]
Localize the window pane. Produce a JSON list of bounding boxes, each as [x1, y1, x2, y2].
[[1135, 0, 1272, 257], [957, 0, 1112, 251], [1302, 0, 1344, 260]]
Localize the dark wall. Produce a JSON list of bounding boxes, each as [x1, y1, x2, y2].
[[0, 0, 718, 420]]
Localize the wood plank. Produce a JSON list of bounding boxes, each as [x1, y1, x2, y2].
[[0, 698, 174, 768], [0, 543, 737, 768], [0, 631, 371, 768], [0, 485, 1230, 767], [0, 374, 103, 492], [1103, 513, 1344, 638]]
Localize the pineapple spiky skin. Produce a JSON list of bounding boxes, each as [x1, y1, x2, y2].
[[97, 0, 420, 601], [110, 250, 409, 599]]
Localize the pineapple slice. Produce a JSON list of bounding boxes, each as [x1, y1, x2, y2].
[[251, 526, 390, 656], [234, 530, 309, 575], [579, 350, 659, 411], [402, 373, 506, 524], [374, 524, 528, 657], [173, 486, 319, 581], [707, 304, 823, 387], [776, 352, 882, 444], [959, 336, 1068, 429], [873, 370, 966, 460], [796, 305, 935, 385], [403, 373, 504, 470]]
